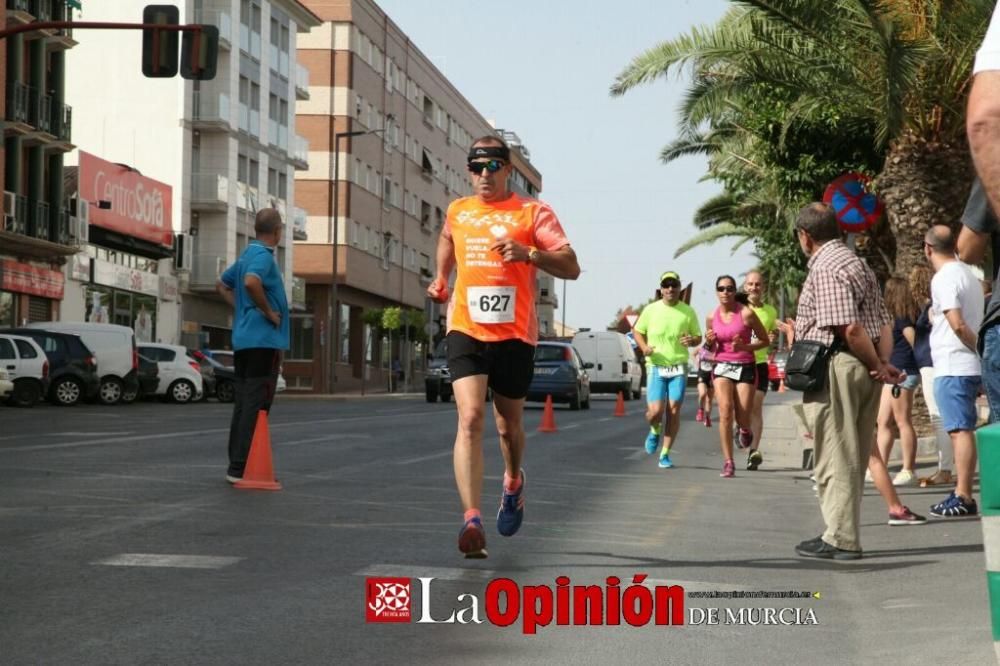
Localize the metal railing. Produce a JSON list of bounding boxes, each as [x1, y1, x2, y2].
[[6, 82, 30, 124], [29, 200, 50, 240], [190, 173, 229, 205], [35, 93, 51, 134], [28, 0, 49, 21], [192, 91, 230, 125], [6, 0, 29, 13], [55, 208, 71, 245], [292, 134, 308, 164], [52, 101, 71, 141]]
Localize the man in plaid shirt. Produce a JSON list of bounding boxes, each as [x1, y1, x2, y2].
[[791, 203, 904, 560]]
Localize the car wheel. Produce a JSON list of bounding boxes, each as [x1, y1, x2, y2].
[[99, 377, 124, 405], [50, 377, 83, 406], [426, 387, 439, 403], [121, 386, 139, 404], [169, 379, 196, 404], [10, 379, 41, 407], [216, 380, 235, 403]]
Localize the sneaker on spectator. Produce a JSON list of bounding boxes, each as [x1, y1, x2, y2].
[[892, 469, 917, 487], [888, 506, 928, 526], [696, 408, 704, 422], [929, 492, 978, 519]]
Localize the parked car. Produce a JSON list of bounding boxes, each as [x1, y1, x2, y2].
[[527, 341, 592, 410], [28, 322, 138, 405], [768, 350, 789, 391], [0, 368, 12, 401], [0, 328, 99, 406], [425, 339, 452, 403], [206, 349, 285, 393], [188, 350, 236, 402], [571, 331, 642, 399], [126, 354, 161, 403], [138, 343, 204, 403], [0, 334, 49, 407]]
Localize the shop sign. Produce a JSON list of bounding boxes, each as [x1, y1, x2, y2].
[[0, 259, 65, 299], [160, 275, 179, 302], [78, 151, 174, 248], [93, 258, 160, 297], [69, 254, 91, 282]]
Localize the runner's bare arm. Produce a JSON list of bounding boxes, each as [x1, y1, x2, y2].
[[969, 70, 1000, 217], [489, 239, 580, 280], [633, 329, 654, 357], [428, 233, 456, 302], [958, 225, 989, 265], [741, 311, 771, 352]]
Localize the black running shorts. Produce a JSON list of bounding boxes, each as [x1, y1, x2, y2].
[[755, 362, 770, 392], [446, 331, 536, 399], [711, 361, 757, 386]]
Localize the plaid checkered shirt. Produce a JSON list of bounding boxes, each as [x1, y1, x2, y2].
[[795, 240, 890, 347]]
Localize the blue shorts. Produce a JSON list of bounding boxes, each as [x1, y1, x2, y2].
[[898, 373, 920, 391], [934, 375, 981, 432], [647, 365, 687, 404]]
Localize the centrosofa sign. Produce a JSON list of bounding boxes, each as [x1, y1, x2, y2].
[[78, 151, 173, 248]]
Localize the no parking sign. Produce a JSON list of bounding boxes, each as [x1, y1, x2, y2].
[[822, 172, 883, 233]]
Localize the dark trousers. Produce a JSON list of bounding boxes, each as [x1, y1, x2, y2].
[[227, 348, 281, 476]]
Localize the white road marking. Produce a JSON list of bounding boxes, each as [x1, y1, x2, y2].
[[93, 554, 243, 569], [356, 564, 494, 581], [282, 434, 372, 447], [627, 448, 649, 460], [395, 450, 453, 465]]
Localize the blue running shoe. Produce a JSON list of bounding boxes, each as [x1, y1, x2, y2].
[[929, 492, 978, 520], [645, 432, 659, 455], [497, 469, 525, 537], [458, 517, 487, 558], [658, 454, 673, 469]]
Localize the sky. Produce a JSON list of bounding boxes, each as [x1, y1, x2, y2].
[[376, 0, 757, 331]]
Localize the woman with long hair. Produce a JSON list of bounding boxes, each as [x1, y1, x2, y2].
[[874, 277, 921, 485], [705, 275, 771, 478]]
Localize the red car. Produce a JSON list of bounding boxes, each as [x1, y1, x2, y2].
[[768, 350, 789, 391]]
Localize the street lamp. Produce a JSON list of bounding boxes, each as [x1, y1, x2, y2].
[[327, 116, 393, 392]]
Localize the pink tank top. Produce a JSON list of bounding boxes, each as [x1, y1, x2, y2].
[[712, 304, 754, 364]]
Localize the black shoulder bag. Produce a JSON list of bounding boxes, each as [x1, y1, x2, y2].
[[783, 339, 840, 392]]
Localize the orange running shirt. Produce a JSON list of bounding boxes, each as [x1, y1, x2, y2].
[[443, 193, 570, 345]]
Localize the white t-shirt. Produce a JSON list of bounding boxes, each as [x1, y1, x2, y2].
[[930, 261, 984, 376], [975, 5, 1000, 74]]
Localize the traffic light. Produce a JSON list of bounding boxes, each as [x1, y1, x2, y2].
[[141, 5, 179, 78], [180, 25, 219, 80]]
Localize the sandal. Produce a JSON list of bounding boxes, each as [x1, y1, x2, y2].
[[919, 470, 954, 487]]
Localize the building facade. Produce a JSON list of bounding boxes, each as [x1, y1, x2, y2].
[[63, 0, 319, 347], [1, 1, 78, 328], [292, 0, 553, 393]]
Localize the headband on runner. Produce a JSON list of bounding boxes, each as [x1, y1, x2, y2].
[[468, 145, 510, 161]]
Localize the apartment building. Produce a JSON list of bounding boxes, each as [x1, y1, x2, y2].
[[63, 0, 319, 347], [0, 1, 78, 328], [292, 0, 551, 393]]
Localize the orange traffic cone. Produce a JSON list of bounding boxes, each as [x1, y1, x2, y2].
[[614, 391, 627, 417], [234, 410, 282, 491], [539, 395, 558, 433], [779, 378, 787, 393]]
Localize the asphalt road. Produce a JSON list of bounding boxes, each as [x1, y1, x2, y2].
[[0, 392, 992, 665]]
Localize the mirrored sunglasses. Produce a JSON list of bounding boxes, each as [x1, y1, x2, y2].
[[467, 159, 505, 175]]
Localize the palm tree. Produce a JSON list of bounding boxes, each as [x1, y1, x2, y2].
[[612, 0, 992, 276]]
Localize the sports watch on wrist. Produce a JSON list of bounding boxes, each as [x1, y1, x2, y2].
[[527, 246, 539, 264]]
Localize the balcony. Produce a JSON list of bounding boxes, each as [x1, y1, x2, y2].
[[194, 9, 231, 50], [295, 64, 309, 100], [192, 91, 230, 130], [236, 182, 259, 212], [54, 209, 72, 245], [190, 254, 228, 290], [190, 173, 229, 212], [4, 194, 27, 235], [290, 134, 308, 170], [29, 0, 50, 22], [34, 93, 52, 134], [50, 101, 71, 143], [28, 200, 49, 241], [5, 82, 31, 130]]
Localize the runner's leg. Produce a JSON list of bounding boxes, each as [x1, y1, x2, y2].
[[452, 375, 489, 512], [493, 393, 526, 484], [714, 377, 735, 461]]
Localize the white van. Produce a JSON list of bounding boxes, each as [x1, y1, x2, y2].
[[28, 322, 138, 405], [571, 330, 643, 399]]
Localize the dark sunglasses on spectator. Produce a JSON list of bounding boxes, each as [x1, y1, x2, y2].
[[660, 280, 681, 289], [467, 159, 505, 175], [717, 285, 736, 293]]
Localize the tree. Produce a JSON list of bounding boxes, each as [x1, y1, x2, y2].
[[612, 0, 992, 277]]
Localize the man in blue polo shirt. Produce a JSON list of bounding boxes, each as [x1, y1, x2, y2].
[[217, 208, 290, 483]]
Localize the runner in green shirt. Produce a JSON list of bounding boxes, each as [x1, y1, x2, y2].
[[633, 271, 702, 469], [745, 270, 779, 471]]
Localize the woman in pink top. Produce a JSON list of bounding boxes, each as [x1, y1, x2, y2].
[[704, 275, 771, 478]]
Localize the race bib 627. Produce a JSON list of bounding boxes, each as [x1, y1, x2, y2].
[[468, 286, 516, 324]]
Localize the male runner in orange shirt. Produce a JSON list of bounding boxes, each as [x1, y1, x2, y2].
[[427, 135, 581, 558]]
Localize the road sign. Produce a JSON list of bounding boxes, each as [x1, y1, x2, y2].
[[625, 314, 639, 329], [822, 172, 883, 233]]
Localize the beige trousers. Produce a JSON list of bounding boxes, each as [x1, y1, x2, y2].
[[803, 352, 881, 551]]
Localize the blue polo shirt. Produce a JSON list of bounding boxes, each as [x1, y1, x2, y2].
[[220, 240, 290, 351]]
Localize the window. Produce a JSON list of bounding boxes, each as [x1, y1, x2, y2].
[[238, 154, 248, 183], [278, 172, 287, 199], [13, 339, 37, 358], [351, 221, 360, 246], [268, 167, 278, 196], [249, 159, 259, 188], [289, 315, 314, 360], [383, 177, 391, 207], [0, 337, 13, 359], [423, 96, 433, 121], [339, 304, 350, 363], [353, 158, 362, 184]]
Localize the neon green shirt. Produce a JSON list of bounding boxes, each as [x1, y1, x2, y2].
[[749, 302, 778, 364], [634, 300, 701, 367]]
